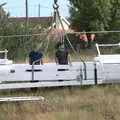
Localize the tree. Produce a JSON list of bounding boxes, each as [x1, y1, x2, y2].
[[109, 0, 120, 30], [0, 3, 8, 21], [69, 0, 119, 31]]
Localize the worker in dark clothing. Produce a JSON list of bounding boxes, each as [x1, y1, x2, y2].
[[55, 43, 69, 65], [87, 33, 95, 48], [80, 32, 88, 49]]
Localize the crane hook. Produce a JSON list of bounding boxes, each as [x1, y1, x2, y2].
[[53, 0, 59, 10]]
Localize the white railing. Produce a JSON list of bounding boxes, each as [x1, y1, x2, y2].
[[67, 30, 120, 34], [95, 43, 120, 56], [0, 49, 8, 59]]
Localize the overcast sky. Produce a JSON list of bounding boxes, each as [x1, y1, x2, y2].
[[0, 0, 69, 17]]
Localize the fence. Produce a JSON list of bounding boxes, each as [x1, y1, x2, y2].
[[0, 32, 59, 62], [0, 31, 120, 62], [0, 31, 119, 90]]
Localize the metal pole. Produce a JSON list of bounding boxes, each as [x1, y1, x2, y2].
[[32, 63, 34, 81], [25, 0, 28, 18], [38, 3, 40, 17], [32, 59, 40, 81], [25, 0, 29, 35], [94, 62, 97, 85], [53, 0, 59, 29]]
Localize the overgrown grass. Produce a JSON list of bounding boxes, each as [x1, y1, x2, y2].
[[0, 85, 120, 120]]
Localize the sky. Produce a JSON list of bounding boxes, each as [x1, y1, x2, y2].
[[0, 0, 69, 17]]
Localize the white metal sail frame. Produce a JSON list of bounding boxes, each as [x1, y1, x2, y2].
[[0, 96, 45, 102], [0, 42, 120, 89]]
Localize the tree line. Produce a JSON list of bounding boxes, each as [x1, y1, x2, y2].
[[68, 0, 120, 45], [69, 0, 120, 31]]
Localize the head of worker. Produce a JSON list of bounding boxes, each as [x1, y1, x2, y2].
[[82, 30, 86, 34], [59, 43, 65, 51], [34, 44, 42, 52]]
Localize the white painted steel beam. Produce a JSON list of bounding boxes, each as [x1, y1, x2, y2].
[[0, 96, 45, 102], [0, 80, 103, 90]]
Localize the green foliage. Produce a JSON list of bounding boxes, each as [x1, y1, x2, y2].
[[109, 0, 120, 30], [0, 15, 51, 61], [0, 5, 56, 61], [69, 0, 120, 44], [0, 4, 8, 21], [69, 0, 120, 31]]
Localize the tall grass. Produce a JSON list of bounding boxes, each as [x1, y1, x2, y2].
[[0, 85, 120, 120]]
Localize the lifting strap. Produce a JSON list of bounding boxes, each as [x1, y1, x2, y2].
[[52, 0, 87, 80]]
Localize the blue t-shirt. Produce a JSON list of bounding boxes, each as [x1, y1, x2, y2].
[[29, 51, 43, 65]]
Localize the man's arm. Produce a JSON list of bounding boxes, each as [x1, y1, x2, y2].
[[67, 51, 72, 66], [55, 51, 59, 64], [29, 58, 33, 65], [40, 52, 44, 65], [68, 54, 72, 66], [40, 58, 44, 65], [55, 57, 59, 64], [29, 52, 33, 65]]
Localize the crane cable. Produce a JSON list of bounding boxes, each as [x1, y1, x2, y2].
[[53, 0, 87, 80]]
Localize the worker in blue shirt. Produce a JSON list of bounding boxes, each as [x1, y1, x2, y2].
[[29, 45, 44, 65]]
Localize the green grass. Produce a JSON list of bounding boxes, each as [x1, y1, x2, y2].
[[0, 85, 120, 120]]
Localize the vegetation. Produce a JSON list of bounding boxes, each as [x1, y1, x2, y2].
[[0, 3, 120, 120], [0, 85, 120, 120], [0, 4, 55, 61], [0, 2, 120, 61], [69, 0, 120, 31], [68, 0, 120, 44]]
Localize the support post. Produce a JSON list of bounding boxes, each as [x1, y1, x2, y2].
[[4, 49, 8, 59], [25, 0, 29, 37], [94, 62, 97, 85], [32, 63, 34, 81]]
